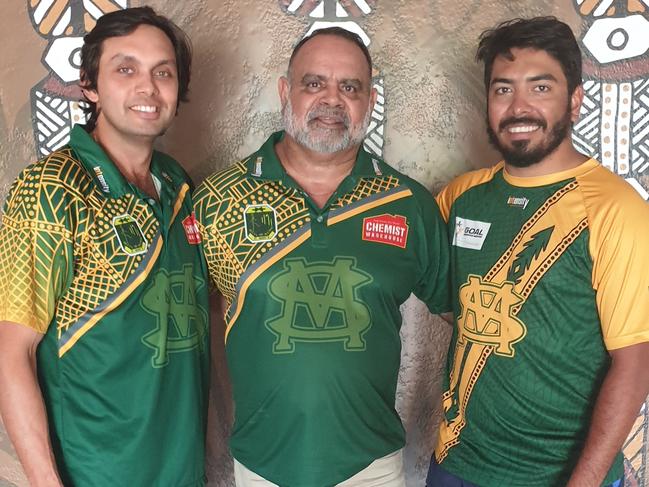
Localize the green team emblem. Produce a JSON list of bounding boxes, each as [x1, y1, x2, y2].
[[266, 256, 373, 353], [244, 204, 277, 242], [140, 265, 208, 367], [112, 214, 147, 255]]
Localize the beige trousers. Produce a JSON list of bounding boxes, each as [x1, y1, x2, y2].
[[233, 449, 406, 487]]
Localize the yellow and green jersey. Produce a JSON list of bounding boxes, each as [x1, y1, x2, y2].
[[0, 125, 210, 486], [434, 159, 649, 486], [194, 131, 450, 487]]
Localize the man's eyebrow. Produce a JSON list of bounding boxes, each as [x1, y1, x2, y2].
[[491, 74, 558, 85], [491, 77, 512, 85], [340, 78, 363, 87], [527, 74, 558, 82], [301, 73, 327, 83], [108, 54, 176, 69]]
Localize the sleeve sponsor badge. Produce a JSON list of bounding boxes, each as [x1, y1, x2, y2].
[[362, 214, 409, 248], [244, 204, 277, 242], [182, 212, 202, 245], [112, 214, 148, 256]]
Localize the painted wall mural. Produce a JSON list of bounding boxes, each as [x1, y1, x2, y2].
[[0, 1, 648, 486], [28, 0, 129, 157], [573, 0, 649, 200], [571, 3, 649, 480]]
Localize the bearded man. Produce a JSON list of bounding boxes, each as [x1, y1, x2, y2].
[[194, 27, 450, 487], [427, 17, 649, 487]]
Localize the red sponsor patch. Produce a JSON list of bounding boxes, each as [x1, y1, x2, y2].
[[182, 212, 202, 245], [362, 214, 409, 248]]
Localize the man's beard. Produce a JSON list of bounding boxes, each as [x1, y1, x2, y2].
[[282, 99, 371, 154], [487, 104, 572, 168]]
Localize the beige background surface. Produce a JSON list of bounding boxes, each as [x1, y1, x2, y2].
[[1, 1, 648, 486]]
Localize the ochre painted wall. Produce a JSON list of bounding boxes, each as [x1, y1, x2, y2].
[[1, 1, 648, 486]]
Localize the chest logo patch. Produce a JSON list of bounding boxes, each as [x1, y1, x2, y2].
[[362, 214, 409, 248], [182, 212, 202, 245], [458, 275, 527, 357], [453, 216, 491, 251], [112, 214, 147, 256], [266, 257, 373, 354], [507, 196, 530, 209], [244, 204, 277, 242]]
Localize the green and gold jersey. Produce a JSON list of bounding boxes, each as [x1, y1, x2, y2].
[[194, 131, 450, 487], [0, 125, 210, 487], [434, 159, 649, 486]]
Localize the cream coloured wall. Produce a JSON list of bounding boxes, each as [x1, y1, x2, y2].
[[1, 1, 648, 486]]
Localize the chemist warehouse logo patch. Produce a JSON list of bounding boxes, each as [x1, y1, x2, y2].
[[362, 214, 409, 248]]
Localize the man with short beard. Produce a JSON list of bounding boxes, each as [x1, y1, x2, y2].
[[427, 17, 649, 487], [194, 27, 450, 487]]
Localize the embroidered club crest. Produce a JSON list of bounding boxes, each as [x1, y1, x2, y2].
[[112, 214, 147, 256], [244, 204, 277, 242]]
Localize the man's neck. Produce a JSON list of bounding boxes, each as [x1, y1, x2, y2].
[[275, 134, 360, 208], [504, 141, 589, 178], [91, 125, 158, 199]]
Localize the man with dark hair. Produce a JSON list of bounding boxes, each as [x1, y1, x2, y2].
[[194, 27, 450, 486], [0, 7, 209, 486], [427, 16, 649, 487]]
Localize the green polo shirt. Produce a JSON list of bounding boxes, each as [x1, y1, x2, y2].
[[194, 131, 450, 487], [0, 125, 210, 486]]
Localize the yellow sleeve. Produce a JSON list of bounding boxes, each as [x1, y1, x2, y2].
[[0, 162, 75, 333], [435, 163, 503, 222], [581, 166, 649, 350]]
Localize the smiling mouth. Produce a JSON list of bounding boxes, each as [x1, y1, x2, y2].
[[130, 105, 158, 113], [507, 125, 541, 134]]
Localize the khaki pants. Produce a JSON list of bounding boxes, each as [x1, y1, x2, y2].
[[234, 449, 406, 487]]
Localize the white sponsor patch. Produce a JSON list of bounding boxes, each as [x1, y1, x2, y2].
[[453, 216, 491, 250]]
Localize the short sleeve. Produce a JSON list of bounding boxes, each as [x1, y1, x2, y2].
[[193, 177, 227, 294], [0, 163, 75, 333], [413, 190, 451, 314], [584, 173, 649, 350]]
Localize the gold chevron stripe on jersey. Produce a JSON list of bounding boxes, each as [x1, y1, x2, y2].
[[327, 186, 412, 226], [197, 154, 408, 342], [0, 148, 180, 350], [436, 180, 589, 461], [195, 161, 312, 338], [225, 225, 312, 341], [59, 234, 163, 356], [58, 184, 188, 355]]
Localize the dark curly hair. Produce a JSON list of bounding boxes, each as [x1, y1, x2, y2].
[[79, 6, 192, 131], [476, 17, 582, 95]]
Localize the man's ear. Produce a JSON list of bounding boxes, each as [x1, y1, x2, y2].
[[80, 70, 99, 103], [369, 86, 377, 110], [278, 75, 289, 108], [570, 84, 584, 123]]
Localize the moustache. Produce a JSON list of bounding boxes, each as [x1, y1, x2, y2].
[[499, 117, 547, 132], [307, 107, 350, 127]]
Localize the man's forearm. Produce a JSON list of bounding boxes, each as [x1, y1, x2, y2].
[[567, 343, 649, 487], [0, 323, 62, 487]]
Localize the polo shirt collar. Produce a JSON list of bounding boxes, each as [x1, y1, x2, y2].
[[247, 130, 384, 182], [67, 124, 182, 198]]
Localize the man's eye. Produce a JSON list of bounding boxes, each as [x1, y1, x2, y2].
[[535, 85, 550, 92], [494, 87, 510, 95], [118, 66, 134, 74], [307, 81, 320, 88], [342, 85, 357, 93]]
